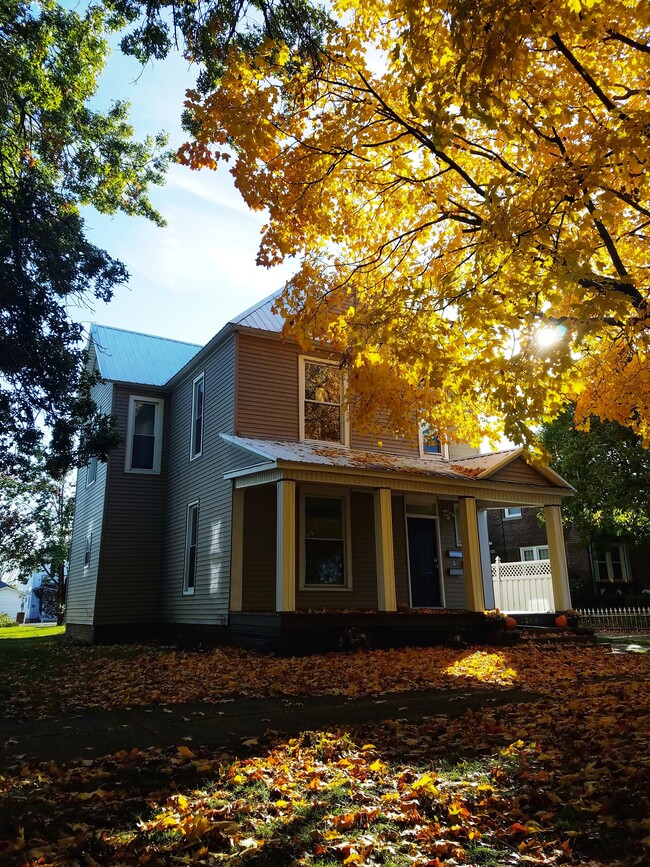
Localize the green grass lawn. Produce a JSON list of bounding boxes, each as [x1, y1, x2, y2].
[[0, 623, 64, 640]]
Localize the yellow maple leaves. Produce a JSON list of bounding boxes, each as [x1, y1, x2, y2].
[[180, 0, 650, 446]]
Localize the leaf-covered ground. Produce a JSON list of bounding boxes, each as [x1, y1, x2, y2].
[[1, 637, 648, 720], [1, 672, 648, 866]]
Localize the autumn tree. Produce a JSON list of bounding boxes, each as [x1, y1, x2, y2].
[[540, 407, 650, 546], [0, 0, 169, 477], [178, 0, 650, 448]]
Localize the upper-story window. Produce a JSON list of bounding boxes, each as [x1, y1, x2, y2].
[[504, 506, 522, 519], [419, 425, 449, 459], [300, 358, 347, 444], [86, 456, 98, 487], [190, 373, 205, 460], [125, 396, 164, 474]]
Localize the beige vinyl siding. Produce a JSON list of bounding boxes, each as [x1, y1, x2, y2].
[[66, 378, 113, 625], [236, 333, 300, 440], [93, 385, 168, 624], [160, 333, 238, 625], [438, 499, 467, 608], [236, 332, 483, 459], [491, 458, 549, 486], [351, 428, 419, 458], [448, 442, 480, 460], [242, 485, 276, 611], [392, 495, 410, 605]]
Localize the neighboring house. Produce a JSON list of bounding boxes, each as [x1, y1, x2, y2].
[[21, 571, 58, 623], [0, 579, 26, 621], [66, 294, 576, 649], [487, 507, 650, 603]]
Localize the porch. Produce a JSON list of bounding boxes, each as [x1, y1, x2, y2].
[[223, 436, 574, 649]]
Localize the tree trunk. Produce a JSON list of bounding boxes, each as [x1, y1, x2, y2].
[[56, 561, 66, 626]]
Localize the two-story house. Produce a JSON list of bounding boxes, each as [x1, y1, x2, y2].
[[67, 292, 575, 649]]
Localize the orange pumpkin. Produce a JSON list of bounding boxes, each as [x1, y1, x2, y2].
[[555, 614, 568, 628], [505, 616, 518, 629]]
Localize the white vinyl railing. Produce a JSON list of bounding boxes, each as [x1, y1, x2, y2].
[[577, 607, 650, 631], [491, 557, 554, 613]]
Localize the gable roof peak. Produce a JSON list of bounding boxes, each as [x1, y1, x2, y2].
[[230, 290, 285, 333], [90, 323, 203, 386]]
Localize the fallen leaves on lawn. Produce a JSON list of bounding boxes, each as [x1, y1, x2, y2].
[[2, 641, 648, 719], [0, 676, 648, 866]]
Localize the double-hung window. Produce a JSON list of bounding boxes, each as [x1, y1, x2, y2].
[[301, 358, 346, 444], [303, 494, 349, 587], [591, 543, 630, 583], [86, 456, 98, 486], [190, 373, 205, 460], [183, 502, 199, 594], [520, 545, 549, 561], [125, 396, 164, 473]]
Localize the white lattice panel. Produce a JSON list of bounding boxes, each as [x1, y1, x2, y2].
[[492, 559, 554, 613]]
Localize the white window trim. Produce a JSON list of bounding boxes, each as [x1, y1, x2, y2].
[[299, 356, 350, 446], [86, 456, 98, 488], [418, 425, 450, 460], [520, 545, 550, 561], [125, 395, 164, 474], [299, 486, 353, 591], [189, 372, 205, 461], [183, 500, 200, 595], [504, 506, 523, 520]]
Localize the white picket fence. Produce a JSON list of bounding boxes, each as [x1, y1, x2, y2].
[[577, 607, 650, 631], [491, 557, 554, 613]]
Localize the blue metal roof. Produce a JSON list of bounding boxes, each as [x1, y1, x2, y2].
[[90, 324, 202, 386]]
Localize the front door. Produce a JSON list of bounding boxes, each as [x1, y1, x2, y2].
[[407, 516, 442, 607]]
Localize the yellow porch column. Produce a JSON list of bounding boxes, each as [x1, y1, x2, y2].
[[544, 504, 572, 611], [230, 487, 244, 612], [276, 480, 296, 611], [458, 496, 485, 612], [374, 487, 397, 612]]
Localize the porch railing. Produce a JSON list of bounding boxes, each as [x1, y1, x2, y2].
[[491, 557, 554, 613], [577, 606, 650, 631]]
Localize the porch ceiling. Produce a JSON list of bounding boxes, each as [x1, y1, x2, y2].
[[220, 435, 573, 506]]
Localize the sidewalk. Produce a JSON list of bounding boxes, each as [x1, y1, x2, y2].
[[0, 686, 539, 769]]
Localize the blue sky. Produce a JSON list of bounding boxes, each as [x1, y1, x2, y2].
[[79, 34, 293, 347]]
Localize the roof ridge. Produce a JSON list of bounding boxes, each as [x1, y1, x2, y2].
[[91, 323, 203, 349]]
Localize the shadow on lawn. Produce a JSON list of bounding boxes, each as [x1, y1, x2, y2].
[[1, 681, 649, 867]]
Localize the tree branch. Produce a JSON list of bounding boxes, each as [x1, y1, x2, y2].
[[605, 30, 650, 54], [550, 32, 619, 113]]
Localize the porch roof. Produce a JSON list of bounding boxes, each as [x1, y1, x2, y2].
[[220, 435, 574, 495]]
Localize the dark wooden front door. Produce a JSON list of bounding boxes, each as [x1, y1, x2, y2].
[[407, 517, 442, 607]]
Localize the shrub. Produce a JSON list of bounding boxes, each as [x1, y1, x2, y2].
[[0, 613, 18, 628]]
